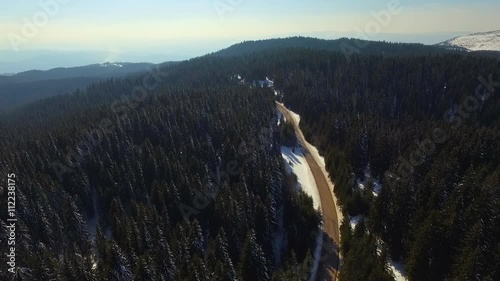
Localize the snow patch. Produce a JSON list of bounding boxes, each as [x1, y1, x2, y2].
[[281, 145, 321, 210], [101, 62, 123, 68], [373, 181, 382, 196], [376, 238, 383, 256], [256, 77, 274, 88], [376, 238, 409, 281], [357, 166, 382, 197], [276, 109, 286, 126], [388, 260, 408, 281], [234, 74, 246, 84], [439, 30, 500, 51], [349, 215, 363, 230], [266, 77, 274, 86]]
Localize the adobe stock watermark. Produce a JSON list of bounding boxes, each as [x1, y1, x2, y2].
[[7, 0, 71, 52], [213, 0, 243, 20], [341, 0, 404, 62], [385, 67, 500, 186], [6, 173, 17, 274], [51, 66, 169, 183]]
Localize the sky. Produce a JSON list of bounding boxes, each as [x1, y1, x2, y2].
[[0, 0, 499, 72]]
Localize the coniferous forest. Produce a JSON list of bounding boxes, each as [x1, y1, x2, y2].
[[0, 57, 320, 281], [1, 38, 500, 281]]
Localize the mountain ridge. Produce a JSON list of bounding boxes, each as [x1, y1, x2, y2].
[[438, 30, 500, 51], [212, 36, 467, 57], [0, 62, 157, 85]]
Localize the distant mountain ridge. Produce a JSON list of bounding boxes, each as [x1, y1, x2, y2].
[[0, 62, 155, 85], [212, 36, 468, 57], [438, 30, 500, 51], [0, 61, 177, 113]]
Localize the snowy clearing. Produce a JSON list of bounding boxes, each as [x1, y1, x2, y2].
[[281, 145, 321, 210]]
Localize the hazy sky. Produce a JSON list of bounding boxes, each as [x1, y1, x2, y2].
[[0, 0, 499, 71]]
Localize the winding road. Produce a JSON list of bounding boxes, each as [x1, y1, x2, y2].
[[277, 102, 341, 281]]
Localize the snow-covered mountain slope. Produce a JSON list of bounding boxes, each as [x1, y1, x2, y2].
[[438, 30, 500, 51]]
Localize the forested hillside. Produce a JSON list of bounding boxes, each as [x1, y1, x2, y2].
[[0, 77, 103, 113], [232, 49, 500, 280], [213, 37, 468, 58], [0, 57, 320, 281], [0, 62, 176, 113]]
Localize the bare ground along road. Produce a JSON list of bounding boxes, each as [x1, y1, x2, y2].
[[277, 102, 341, 281]]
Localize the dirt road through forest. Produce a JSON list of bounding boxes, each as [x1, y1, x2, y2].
[[277, 102, 341, 281]]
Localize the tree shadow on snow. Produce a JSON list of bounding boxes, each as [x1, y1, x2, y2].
[[315, 230, 341, 281]]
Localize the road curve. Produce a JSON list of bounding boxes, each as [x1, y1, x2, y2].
[[277, 102, 341, 281]]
